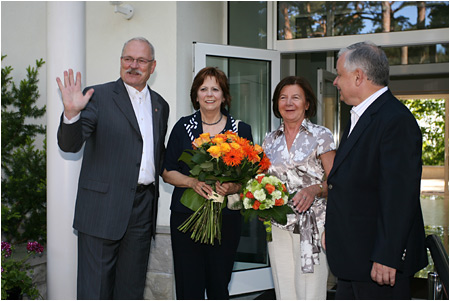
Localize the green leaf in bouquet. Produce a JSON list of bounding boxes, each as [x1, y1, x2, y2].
[[219, 169, 232, 177], [192, 151, 210, 164], [270, 205, 294, 225], [216, 175, 239, 183], [234, 165, 242, 175], [240, 207, 260, 222], [198, 172, 206, 182], [178, 150, 196, 168], [180, 188, 206, 211], [200, 161, 214, 171], [190, 165, 203, 177]]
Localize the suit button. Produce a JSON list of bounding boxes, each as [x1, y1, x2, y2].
[[328, 184, 333, 190]]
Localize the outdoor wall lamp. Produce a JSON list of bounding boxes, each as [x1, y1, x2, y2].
[[110, 1, 134, 20]]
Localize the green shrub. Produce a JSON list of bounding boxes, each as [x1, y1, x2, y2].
[[1, 55, 46, 244]]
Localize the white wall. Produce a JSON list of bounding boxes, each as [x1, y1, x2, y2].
[[84, 1, 179, 227], [176, 1, 227, 119], [1, 1, 47, 148], [157, 1, 227, 225], [1, 1, 227, 228]]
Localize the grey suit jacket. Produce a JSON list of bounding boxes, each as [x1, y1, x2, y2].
[[58, 78, 170, 240]]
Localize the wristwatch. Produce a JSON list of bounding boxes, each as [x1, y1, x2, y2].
[[318, 183, 323, 196]]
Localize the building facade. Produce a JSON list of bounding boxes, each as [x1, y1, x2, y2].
[[2, 1, 448, 299]]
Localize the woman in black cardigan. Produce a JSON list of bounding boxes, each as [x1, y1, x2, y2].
[[162, 67, 253, 299]]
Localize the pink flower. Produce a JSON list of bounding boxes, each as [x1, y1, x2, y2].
[[1, 241, 12, 257], [26, 241, 44, 254]]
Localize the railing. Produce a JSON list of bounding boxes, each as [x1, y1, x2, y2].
[[426, 234, 449, 300]]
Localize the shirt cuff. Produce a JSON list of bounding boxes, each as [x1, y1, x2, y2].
[[63, 112, 81, 124]]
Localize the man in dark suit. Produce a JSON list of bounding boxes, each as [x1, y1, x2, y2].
[[56, 37, 170, 299], [324, 41, 428, 299]]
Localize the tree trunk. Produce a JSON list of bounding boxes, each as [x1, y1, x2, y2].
[[417, 1, 427, 63], [417, 1, 426, 29], [382, 1, 391, 33], [281, 3, 293, 39]]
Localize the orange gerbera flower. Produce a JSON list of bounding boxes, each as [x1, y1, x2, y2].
[[258, 154, 271, 172], [234, 136, 249, 147], [245, 191, 254, 199], [223, 148, 244, 166], [282, 184, 287, 192], [246, 148, 261, 164]]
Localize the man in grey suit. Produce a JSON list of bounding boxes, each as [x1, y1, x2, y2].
[[57, 37, 170, 299]]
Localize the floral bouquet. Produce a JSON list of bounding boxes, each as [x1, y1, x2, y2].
[[240, 174, 294, 241], [178, 131, 271, 245]]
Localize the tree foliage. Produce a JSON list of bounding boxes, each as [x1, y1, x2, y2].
[[400, 98, 445, 166], [278, 1, 449, 39], [1, 55, 47, 243]]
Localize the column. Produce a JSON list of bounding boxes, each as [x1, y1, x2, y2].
[[46, 2, 85, 299]]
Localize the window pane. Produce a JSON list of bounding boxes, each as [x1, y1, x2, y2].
[[383, 43, 449, 65], [205, 55, 271, 271], [278, 1, 449, 40], [229, 1, 267, 49]]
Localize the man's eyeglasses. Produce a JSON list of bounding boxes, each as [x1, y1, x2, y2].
[[121, 56, 154, 66]]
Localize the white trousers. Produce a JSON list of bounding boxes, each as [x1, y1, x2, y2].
[[268, 225, 329, 300]]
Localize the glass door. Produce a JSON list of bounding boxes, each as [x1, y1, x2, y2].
[[194, 42, 280, 295], [317, 68, 350, 146]]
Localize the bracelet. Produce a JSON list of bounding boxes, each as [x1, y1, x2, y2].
[[318, 183, 323, 197]]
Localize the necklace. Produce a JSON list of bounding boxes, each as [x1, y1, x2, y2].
[[202, 114, 223, 126]]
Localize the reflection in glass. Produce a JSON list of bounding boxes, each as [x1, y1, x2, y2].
[[229, 1, 267, 49], [205, 55, 271, 271], [278, 1, 449, 40], [206, 56, 270, 145], [322, 74, 339, 142], [384, 44, 449, 65]]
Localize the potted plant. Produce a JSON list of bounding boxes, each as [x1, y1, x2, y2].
[[1, 241, 44, 299]]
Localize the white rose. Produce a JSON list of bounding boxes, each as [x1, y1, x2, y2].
[[243, 198, 252, 209], [254, 189, 267, 201], [272, 190, 282, 200]]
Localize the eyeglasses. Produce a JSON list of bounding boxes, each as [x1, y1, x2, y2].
[[121, 56, 154, 66]]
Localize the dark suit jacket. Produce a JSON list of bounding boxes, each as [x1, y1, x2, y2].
[[57, 78, 170, 240], [325, 89, 428, 281]]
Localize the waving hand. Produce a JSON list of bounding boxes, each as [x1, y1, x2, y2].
[[56, 69, 94, 120]]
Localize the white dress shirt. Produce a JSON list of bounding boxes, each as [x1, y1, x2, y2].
[[348, 86, 388, 136], [124, 83, 155, 185], [63, 83, 155, 185]]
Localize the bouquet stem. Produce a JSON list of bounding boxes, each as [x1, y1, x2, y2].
[[263, 219, 273, 242], [178, 199, 223, 245]]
